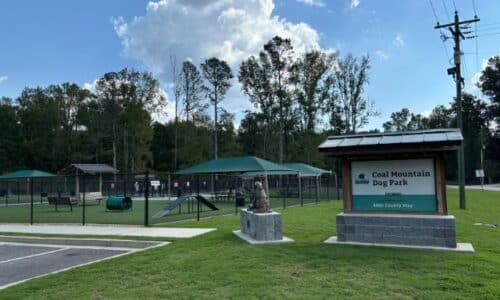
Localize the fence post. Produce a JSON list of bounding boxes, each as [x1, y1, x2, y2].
[[299, 175, 303, 207], [5, 181, 9, 207], [124, 173, 128, 197], [30, 178, 34, 225], [144, 171, 150, 227], [335, 172, 340, 200], [315, 176, 319, 204], [327, 174, 330, 202], [197, 175, 200, 221], [82, 175, 86, 226]]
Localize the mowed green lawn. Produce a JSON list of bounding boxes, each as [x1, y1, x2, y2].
[[1, 189, 499, 299]]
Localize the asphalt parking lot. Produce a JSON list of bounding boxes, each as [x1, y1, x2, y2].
[[0, 236, 168, 289]]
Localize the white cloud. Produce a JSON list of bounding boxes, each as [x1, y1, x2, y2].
[[0, 76, 8, 84], [393, 33, 404, 47], [468, 58, 490, 96], [375, 50, 389, 61], [83, 80, 97, 92], [113, 0, 325, 121], [296, 0, 325, 7], [151, 87, 174, 123], [350, 0, 360, 8]]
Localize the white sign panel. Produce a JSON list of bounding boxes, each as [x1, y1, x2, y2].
[[351, 158, 437, 212]]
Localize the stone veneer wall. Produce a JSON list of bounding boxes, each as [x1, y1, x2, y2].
[[240, 209, 283, 241], [336, 213, 457, 248]]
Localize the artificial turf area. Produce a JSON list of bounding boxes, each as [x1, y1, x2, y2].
[[0, 188, 499, 299]]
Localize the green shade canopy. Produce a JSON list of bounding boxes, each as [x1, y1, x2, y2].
[[0, 170, 56, 179], [242, 162, 331, 178], [176, 156, 297, 175], [283, 163, 331, 177]]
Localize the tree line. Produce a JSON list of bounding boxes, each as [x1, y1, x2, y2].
[[1, 35, 498, 183]]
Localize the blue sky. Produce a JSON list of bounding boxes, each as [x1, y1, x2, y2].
[[0, 0, 499, 130]]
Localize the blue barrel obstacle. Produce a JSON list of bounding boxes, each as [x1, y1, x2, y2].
[[106, 196, 132, 211]]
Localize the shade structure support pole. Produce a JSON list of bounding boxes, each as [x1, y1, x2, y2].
[[82, 176, 86, 226], [168, 174, 171, 202], [144, 171, 150, 227], [99, 173, 102, 194], [30, 178, 34, 225], [75, 170, 79, 202]]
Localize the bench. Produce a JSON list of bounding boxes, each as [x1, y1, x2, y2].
[[79, 192, 104, 205], [48, 196, 78, 211]]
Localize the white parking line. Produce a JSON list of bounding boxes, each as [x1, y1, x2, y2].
[[0, 247, 68, 265], [0, 240, 170, 290], [0, 241, 149, 252]]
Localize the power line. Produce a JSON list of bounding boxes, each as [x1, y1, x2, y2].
[[477, 22, 500, 28], [428, 0, 453, 64], [473, 0, 479, 72], [429, 0, 440, 23], [451, 0, 457, 11], [477, 32, 500, 37], [441, 0, 451, 22]]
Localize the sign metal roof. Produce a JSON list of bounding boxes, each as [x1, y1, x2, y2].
[[319, 129, 463, 152]]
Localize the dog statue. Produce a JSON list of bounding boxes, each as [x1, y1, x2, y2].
[[251, 181, 270, 213]]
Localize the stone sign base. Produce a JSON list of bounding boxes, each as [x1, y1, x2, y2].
[[234, 209, 293, 244], [332, 213, 473, 251]]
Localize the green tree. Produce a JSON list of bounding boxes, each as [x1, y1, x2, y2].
[[383, 108, 429, 131], [292, 50, 335, 133], [261, 36, 295, 163], [328, 54, 376, 133], [17, 87, 64, 170], [451, 93, 489, 182], [477, 55, 500, 123], [94, 68, 164, 172], [181, 61, 206, 122], [201, 57, 233, 159], [428, 105, 453, 129], [238, 56, 276, 159], [0, 97, 22, 172]]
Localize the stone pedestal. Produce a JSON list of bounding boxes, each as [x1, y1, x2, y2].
[[335, 213, 457, 247], [233, 209, 293, 244]]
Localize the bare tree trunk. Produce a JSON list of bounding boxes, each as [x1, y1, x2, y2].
[[123, 128, 128, 173], [112, 123, 117, 170], [214, 99, 218, 159]]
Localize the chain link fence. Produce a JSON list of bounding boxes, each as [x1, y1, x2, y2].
[[0, 172, 341, 226]]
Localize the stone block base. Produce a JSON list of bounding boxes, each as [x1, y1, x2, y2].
[[239, 209, 283, 241], [336, 213, 458, 248]]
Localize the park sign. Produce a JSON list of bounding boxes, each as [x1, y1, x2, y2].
[[318, 129, 474, 251], [351, 159, 437, 212]]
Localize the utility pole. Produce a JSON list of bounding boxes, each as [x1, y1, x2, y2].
[[434, 11, 479, 209]]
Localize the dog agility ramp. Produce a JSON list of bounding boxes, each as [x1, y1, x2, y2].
[[153, 195, 218, 219]]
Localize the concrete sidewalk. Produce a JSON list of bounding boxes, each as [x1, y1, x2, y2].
[[0, 224, 215, 238]]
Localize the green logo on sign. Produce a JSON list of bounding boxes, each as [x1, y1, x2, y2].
[[355, 173, 369, 184]]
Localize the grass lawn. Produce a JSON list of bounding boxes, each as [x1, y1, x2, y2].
[[1, 188, 499, 299]]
